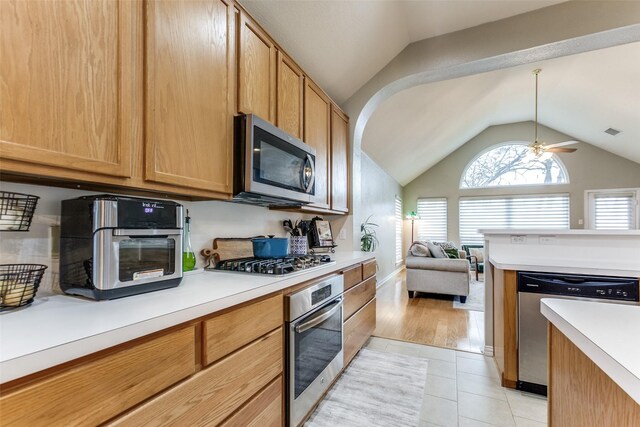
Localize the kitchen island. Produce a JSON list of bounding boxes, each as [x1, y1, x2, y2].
[[542, 298, 640, 426], [480, 229, 640, 387]]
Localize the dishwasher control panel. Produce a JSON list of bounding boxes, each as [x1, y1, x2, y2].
[[517, 271, 639, 302]]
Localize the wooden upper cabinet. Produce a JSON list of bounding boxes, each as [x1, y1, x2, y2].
[[331, 106, 349, 212], [304, 79, 331, 209], [237, 12, 276, 123], [144, 0, 233, 194], [0, 0, 138, 177], [276, 51, 304, 139]]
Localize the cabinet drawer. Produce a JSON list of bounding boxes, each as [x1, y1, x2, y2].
[[0, 326, 196, 427], [111, 328, 283, 426], [343, 298, 376, 367], [362, 259, 376, 280], [204, 293, 283, 365], [221, 376, 283, 427], [342, 264, 362, 291], [344, 276, 376, 321]]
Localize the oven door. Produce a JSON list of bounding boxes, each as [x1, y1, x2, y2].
[[244, 114, 315, 203], [93, 229, 183, 290], [288, 296, 343, 427]]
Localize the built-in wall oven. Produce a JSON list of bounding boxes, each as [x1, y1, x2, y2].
[[286, 275, 344, 427]]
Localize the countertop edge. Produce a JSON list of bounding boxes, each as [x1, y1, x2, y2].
[[0, 253, 375, 383], [541, 299, 640, 405], [488, 257, 640, 277]]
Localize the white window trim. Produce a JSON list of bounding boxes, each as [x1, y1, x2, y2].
[[584, 188, 640, 230], [395, 196, 403, 266], [459, 141, 570, 189]]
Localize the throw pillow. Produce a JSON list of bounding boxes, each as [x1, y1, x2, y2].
[[434, 241, 458, 250], [443, 248, 459, 259], [470, 248, 484, 263], [427, 241, 447, 258], [409, 242, 431, 257]]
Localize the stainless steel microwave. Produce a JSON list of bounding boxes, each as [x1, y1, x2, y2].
[[233, 114, 315, 206]]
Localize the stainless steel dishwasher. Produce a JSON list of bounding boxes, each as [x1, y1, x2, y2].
[[517, 271, 639, 395]]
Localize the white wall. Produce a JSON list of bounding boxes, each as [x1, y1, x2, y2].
[[360, 153, 404, 283]]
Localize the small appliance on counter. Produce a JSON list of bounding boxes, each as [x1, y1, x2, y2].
[[60, 195, 184, 300], [233, 113, 316, 207]]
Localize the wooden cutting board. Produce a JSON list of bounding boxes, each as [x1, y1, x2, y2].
[[200, 236, 264, 267]]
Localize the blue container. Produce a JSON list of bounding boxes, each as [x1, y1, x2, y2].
[[252, 237, 289, 258]]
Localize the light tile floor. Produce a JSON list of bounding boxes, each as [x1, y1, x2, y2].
[[365, 337, 548, 427]]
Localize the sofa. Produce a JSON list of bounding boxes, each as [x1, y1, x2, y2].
[[405, 244, 470, 303]]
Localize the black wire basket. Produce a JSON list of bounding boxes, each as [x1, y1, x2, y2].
[[0, 192, 40, 232], [0, 264, 48, 311]]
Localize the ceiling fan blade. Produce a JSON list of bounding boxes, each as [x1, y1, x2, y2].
[[546, 140, 580, 149], [547, 147, 577, 153]]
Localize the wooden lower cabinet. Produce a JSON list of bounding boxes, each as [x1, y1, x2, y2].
[[111, 328, 283, 426], [493, 267, 518, 388], [0, 326, 196, 427], [344, 276, 376, 321], [343, 298, 376, 366], [204, 294, 283, 365], [221, 376, 283, 427], [548, 324, 640, 426], [342, 264, 363, 291], [362, 259, 376, 280]]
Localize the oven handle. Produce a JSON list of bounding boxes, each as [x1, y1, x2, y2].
[[113, 229, 182, 236], [295, 298, 342, 334]]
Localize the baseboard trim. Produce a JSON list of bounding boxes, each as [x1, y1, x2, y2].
[[483, 345, 494, 357], [376, 266, 404, 289]]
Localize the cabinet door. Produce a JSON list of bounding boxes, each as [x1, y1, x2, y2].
[[343, 298, 376, 367], [238, 12, 276, 123], [304, 80, 331, 209], [0, 0, 138, 177], [144, 0, 232, 194], [331, 106, 350, 212], [276, 51, 304, 139]]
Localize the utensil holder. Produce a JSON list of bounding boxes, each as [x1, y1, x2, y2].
[[0, 192, 40, 232], [0, 264, 48, 311], [290, 236, 308, 255]]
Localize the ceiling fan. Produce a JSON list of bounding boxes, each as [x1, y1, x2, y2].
[[529, 68, 579, 157]]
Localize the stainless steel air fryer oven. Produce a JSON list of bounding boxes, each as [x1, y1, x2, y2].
[[60, 195, 184, 300]]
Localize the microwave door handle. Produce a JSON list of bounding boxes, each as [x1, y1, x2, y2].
[[303, 154, 315, 194], [295, 299, 342, 333]]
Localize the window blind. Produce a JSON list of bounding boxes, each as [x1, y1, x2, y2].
[[395, 197, 403, 264], [416, 198, 447, 242], [459, 194, 570, 245], [593, 193, 636, 230]]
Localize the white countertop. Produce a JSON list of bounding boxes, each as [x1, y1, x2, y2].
[[489, 255, 640, 277], [541, 299, 640, 404], [481, 229, 640, 237], [0, 251, 374, 383]]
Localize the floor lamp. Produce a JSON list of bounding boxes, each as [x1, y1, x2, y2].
[[406, 211, 419, 242]]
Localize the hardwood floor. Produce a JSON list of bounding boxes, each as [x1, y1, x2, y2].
[[373, 270, 485, 353]]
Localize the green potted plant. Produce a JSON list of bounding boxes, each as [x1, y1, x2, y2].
[[360, 215, 379, 252]]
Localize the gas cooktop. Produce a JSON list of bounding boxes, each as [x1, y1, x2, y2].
[[210, 254, 334, 276]]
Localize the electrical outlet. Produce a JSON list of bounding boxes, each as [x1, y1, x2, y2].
[[338, 229, 347, 240], [50, 225, 60, 258], [539, 235, 557, 245], [578, 219, 584, 225], [510, 235, 527, 244]]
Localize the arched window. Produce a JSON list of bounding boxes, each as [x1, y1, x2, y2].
[[460, 142, 569, 189]]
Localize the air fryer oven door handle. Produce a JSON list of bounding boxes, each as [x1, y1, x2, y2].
[[295, 298, 342, 333], [113, 229, 182, 236]]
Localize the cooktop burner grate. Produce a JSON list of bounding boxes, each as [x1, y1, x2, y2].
[[210, 254, 334, 275]]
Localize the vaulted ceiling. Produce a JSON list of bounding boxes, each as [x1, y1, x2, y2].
[[241, 0, 563, 104], [362, 42, 640, 184]]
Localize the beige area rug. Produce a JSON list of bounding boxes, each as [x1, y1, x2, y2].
[[453, 278, 484, 311], [305, 348, 428, 427]]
